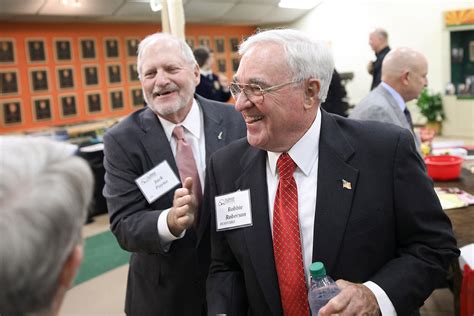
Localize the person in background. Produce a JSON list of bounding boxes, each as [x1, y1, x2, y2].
[[102, 32, 246, 316], [368, 28, 390, 90], [321, 69, 349, 117], [205, 28, 458, 316], [350, 47, 427, 155], [193, 46, 231, 102], [0, 137, 93, 316]]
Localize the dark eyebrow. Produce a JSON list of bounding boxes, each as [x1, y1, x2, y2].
[[231, 76, 267, 86]]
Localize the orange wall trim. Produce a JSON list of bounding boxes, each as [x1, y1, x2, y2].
[[0, 22, 255, 134]]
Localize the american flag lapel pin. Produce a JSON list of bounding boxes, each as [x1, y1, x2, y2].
[[342, 179, 352, 190]]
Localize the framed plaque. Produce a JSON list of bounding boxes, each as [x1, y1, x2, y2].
[[32, 97, 53, 121], [109, 89, 124, 111], [217, 59, 227, 73], [86, 91, 102, 114], [0, 38, 15, 64], [0, 70, 19, 95], [59, 94, 78, 118], [79, 38, 97, 60], [104, 37, 120, 59], [230, 37, 239, 53], [198, 36, 211, 49], [107, 63, 122, 84], [127, 62, 139, 82], [2, 99, 22, 125], [57, 67, 75, 90], [130, 86, 144, 108], [29, 68, 49, 92], [82, 65, 99, 87], [126, 38, 140, 57], [26, 39, 47, 63], [215, 37, 225, 53], [232, 58, 240, 72], [54, 38, 73, 62]]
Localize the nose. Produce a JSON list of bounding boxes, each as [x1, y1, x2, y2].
[[234, 92, 252, 112], [154, 70, 170, 87]]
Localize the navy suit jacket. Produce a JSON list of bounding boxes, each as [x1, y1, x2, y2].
[[103, 95, 246, 316], [196, 74, 231, 102], [206, 110, 458, 316]]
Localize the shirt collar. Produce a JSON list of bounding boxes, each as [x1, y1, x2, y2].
[[157, 98, 202, 142], [201, 70, 212, 77], [268, 107, 322, 177], [380, 81, 406, 112]]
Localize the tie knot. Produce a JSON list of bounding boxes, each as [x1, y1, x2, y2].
[[172, 125, 185, 140], [277, 153, 296, 180]]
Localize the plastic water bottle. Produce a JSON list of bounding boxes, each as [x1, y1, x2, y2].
[[308, 261, 341, 315]]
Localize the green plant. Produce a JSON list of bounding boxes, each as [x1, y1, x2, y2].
[[416, 89, 445, 123]]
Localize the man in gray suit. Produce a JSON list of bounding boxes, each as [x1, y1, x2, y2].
[[103, 32, 246, 316], [350, 47, 428, 154]]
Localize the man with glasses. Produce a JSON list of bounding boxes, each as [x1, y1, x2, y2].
[[102, 32, 245, 316], [205, 29, 458, 316]]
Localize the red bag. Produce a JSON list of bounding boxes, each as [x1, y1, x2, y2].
[[460, 264, 474, 316]]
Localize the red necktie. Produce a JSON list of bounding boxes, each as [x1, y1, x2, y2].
[[273, 153, 309, 316], [172, 125, 202, 208]]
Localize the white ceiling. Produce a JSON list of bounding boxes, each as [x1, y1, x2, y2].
[[0, 0, 315, 25]]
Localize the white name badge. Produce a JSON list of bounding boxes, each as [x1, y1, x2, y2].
[[215, 189, 253, 231], [135, 161, 180, 204]]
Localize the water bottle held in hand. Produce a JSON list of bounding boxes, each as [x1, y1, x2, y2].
[[308, 262, 340, 315]]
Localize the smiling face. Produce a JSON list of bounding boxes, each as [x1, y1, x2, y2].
[[234, 42, 317, 152], [140, 39, 199, 123]]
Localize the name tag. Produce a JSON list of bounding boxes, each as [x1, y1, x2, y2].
[[135, 161, 180, 204], [215, 189, 253, 231]]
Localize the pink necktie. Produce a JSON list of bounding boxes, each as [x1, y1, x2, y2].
[[172, 125, 202, 208], [273, 153, 310, 316]]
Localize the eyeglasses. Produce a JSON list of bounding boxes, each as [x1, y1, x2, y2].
[[229, 80, 300, 104]]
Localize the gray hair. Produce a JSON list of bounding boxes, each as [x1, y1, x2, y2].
[[136, 32, 196, 79], [0, 137, 93, 315], [239, 29, 334, 102], [373, 28, 388, 41]]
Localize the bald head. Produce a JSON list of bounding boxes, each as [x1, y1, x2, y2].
[[382, 47, 428, 101]]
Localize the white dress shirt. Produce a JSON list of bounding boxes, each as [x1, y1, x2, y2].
[[155, 99, 206, 245], [266, 107, 396, 315]]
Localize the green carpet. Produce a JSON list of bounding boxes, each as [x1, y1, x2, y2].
[[73, 230, 130, 286]]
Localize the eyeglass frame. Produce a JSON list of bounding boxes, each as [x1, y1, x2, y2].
[[229, 79, 302, 103]]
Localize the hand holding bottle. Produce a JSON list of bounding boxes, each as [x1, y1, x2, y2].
[[317, 279, 380, 316]]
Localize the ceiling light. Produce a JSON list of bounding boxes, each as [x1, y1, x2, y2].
[[60, 0, 82, 7], [150, 0, 162, 12], [278, 0, 321, 10]]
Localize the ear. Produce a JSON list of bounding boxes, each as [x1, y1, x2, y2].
[[194, 63, 201, 86], [303, 78, 320, 109], [58, 244, 83, 289], [401, 70, 410, 85]]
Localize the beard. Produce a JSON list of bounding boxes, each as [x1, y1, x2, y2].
[[143, 84, 193, 116]]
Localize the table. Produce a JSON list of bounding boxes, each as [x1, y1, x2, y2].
[[434, 168, 474, 315]]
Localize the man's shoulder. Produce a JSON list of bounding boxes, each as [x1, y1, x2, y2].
[[350, 89, 388, 117], [104, 108, 147, 140]]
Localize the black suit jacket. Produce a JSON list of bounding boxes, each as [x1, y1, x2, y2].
[[196, 74, 231, 102], [103, 95, 246, 316], [206, 110, 459, 315]]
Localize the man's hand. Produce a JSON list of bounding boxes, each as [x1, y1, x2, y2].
[[318, 280, 381, 316], [167, 177, 198, 237]]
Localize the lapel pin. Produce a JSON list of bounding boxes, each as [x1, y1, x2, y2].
[[217, 131, 223, 140], [342, 179, 352, 190]]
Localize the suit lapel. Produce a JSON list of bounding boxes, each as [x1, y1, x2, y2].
[[236, 147, 282, 316], [198, 96, 227, 166], [313, 111, 359, 273], [139, 108, 179, 206]]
